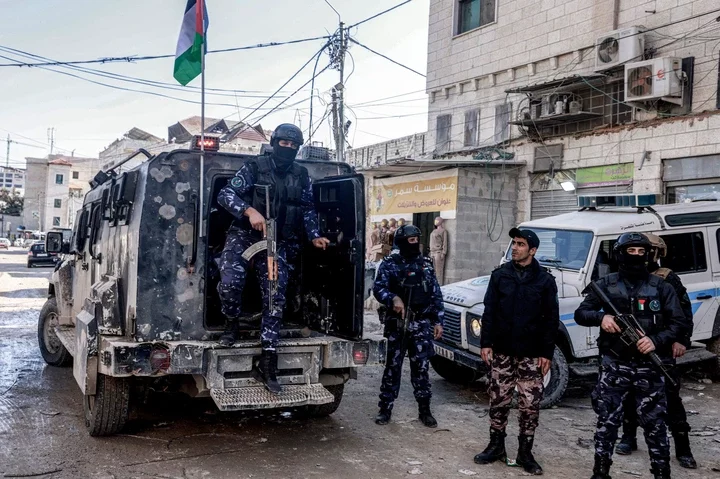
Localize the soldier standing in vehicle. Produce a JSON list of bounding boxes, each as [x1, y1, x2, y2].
[[216, 123, 330, 393], [616, 233, 697, 469], [474, 227, 559, 475], [575, 232, 688, 479], [373, 225, 444, 427]]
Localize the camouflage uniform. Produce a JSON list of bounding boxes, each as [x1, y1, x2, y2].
[[373, 253, 444, 411], [489, 355, 544, 435], [216, 159, 320, 350]]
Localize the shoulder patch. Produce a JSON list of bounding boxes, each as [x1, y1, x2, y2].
[[230, 176, 245, 189]]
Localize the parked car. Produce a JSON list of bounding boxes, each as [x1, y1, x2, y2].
[[27, 242, 57, 267], [0, 238, 10, 249]]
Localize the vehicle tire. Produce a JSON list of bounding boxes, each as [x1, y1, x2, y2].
[[706, 335, 720, 379], [539, 346, 569, 409], [84, 374, 131, 436], [38, 298, 72, 367], [303, 384, 344, 418], [430, 355, 479, 384]]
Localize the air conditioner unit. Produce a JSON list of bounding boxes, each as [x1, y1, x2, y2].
[[594, 26, 645, 72], [624, 57, 683, 104]]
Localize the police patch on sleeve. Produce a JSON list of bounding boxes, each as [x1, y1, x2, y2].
[[230, 176, 245, 189], [649, 299, 661, 312]]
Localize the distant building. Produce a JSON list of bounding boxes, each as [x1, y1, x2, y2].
[[0, 165, 26, 196], [99, 128, 169, 172], [168, 116, 271, 154], [23, 154, 99, 231]]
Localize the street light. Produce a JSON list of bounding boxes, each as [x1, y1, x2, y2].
[[560, 181, 576, 192]]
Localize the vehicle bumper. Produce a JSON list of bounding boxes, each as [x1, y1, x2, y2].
[[433, 339, 489, 373]]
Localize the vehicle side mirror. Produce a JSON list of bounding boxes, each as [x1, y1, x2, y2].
[[46, 232, 64, 253]]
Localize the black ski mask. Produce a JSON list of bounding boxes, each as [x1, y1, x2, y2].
[[272, 145, 297, 171], [618, 249, 649, 280], [397, 237, 421, 258]]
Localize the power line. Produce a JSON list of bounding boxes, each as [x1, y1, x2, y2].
[[348, 0, 415, 29], [348, 38, 426, 78], [0, 36, 332, 68]]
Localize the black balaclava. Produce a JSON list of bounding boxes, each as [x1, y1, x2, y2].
[[618, 248, 649, 281], [397, 236, 421, 258], [272, 145, 297, 171]]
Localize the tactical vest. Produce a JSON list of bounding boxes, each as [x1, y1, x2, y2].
[[389, 254, 434, 311], [238, 156, 309, 240], [603, 272, 665, 356]]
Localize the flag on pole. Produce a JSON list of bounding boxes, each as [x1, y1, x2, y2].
[[173, 0, 209, 86]]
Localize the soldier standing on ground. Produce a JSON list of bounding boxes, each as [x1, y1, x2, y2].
[[216, 123, 330, 393], [372, 225, 444, 428], [615, 233, 697, 469], [575, 232, 688, 479], [474, 227, 559, 475]]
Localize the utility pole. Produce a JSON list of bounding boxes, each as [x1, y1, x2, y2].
[[329, 22, 347, 163], [5, 134, 10, 169], [47, 128, 55, 155]]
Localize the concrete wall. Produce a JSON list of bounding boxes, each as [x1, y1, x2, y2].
[[44, 164, 71, 231], [347, 133, 428, 169], [23, 158, 47, 231], [100, 138, 170, 171]]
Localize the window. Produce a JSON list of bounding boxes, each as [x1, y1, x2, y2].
[[666, 183, 720, 203], [52, 216, 61, 227], [54, 199, 62, 208], [14, 174, 22, 179], [72, 171, 79, 179], [457, 0, 496, 34], [463, 109, 480, 147], [55, 174, 63, 185], [660, 232, 707, 274], [503, 228, 594, 270], [494, 103, 512, 143], [436, 114, 452, 153]]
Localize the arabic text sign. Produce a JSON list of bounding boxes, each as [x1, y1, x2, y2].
[[576, 163, 634, 187], [372, 174, 459, 215]]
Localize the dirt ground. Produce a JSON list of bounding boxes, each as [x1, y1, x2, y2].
[[1, 247, 720, 479]]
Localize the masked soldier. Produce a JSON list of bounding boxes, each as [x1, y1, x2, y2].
[[216, 123, 330, 393], [575, 232, 688, 479], [616, 233, 697, 469], [475, 228, 559, 475], [373, 225, 444, 427]]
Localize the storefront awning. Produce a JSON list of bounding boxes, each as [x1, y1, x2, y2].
[[356, 158, 524, 178]]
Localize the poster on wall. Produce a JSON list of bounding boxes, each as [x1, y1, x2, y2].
[[371, 169, 459, 217], [576, 163, 634, 188]]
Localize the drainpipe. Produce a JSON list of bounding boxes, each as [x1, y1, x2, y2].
[[612, 0, 620, 29]]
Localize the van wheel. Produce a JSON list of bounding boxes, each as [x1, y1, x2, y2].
[[303, 384, 344, 418], [84, 374, 131, 436], [706, 336, 720, 378], [539, 347, 569, 409], [430, 355, 479, 384], [38, 298, 72, 367]]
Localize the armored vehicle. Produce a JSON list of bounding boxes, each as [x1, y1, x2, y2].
[[40, 142, 385, 436]]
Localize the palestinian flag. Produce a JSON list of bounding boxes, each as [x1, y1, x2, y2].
[[173, 0, 209, 86]]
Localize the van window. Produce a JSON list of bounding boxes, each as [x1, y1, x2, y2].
[[660, 232, 707, 274], [505, 228, 593, 270]]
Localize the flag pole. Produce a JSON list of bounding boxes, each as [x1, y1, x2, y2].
[[199, 0, 206, 238]]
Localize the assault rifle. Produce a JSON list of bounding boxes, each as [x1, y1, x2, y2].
[[589, 282, 677, 387], [241, 185, 277, 311]]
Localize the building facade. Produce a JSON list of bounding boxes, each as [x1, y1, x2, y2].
[[0, 166, 26, 196], [99, 128, 169, 172], [23, 155, 99, 232]]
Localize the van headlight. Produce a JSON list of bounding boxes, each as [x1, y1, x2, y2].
[[470, 318, 482, 337]]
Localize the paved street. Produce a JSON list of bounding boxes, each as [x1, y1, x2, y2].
[[1, 248, 720, 478]]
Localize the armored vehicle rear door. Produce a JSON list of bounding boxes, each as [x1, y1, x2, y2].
[[302, 174, 365, 340]]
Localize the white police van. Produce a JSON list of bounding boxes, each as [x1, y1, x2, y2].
[[432, 194, 720, 407]]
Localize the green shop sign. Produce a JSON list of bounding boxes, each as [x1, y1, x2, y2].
[[576, 163, 634, 187]]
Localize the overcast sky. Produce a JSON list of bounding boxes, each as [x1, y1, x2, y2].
[[0, 0, 429, 168]]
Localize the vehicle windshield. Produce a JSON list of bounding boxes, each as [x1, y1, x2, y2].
[[505, 228, 594, 270]]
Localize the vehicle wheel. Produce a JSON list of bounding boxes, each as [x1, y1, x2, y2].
[[706, 335, 720, 379], [539, 346, 569, 409], [303, 384, 344, 418], [27, 263, 33, 268], [430, 355, 479, 384], [38, 298, 72, 367], [84, 374, 131, 436]]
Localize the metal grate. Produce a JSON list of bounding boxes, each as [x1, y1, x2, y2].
[[211, 384, 334, 411], [442, 309, 462, 346]]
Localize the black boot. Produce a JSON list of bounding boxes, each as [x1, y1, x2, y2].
[[375, 408, 391, 425], [516, 434, 543, 475], [650, 465, 671, 479], [673, 431, 697, 469], [418, 400, 437, 428], [253, 350, 281, 394], [218, 320, 239, 346], [474, 428, 507, 464], [590, 455, 612, 479], [615, 436, 637, 455]]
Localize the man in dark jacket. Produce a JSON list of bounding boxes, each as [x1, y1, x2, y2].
[[575, 232, 688, 479], [616, 233, 697, 469], [474, 227, 559, 475]]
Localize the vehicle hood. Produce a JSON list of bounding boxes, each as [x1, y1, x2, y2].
[[441, 275, 491, 308]]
